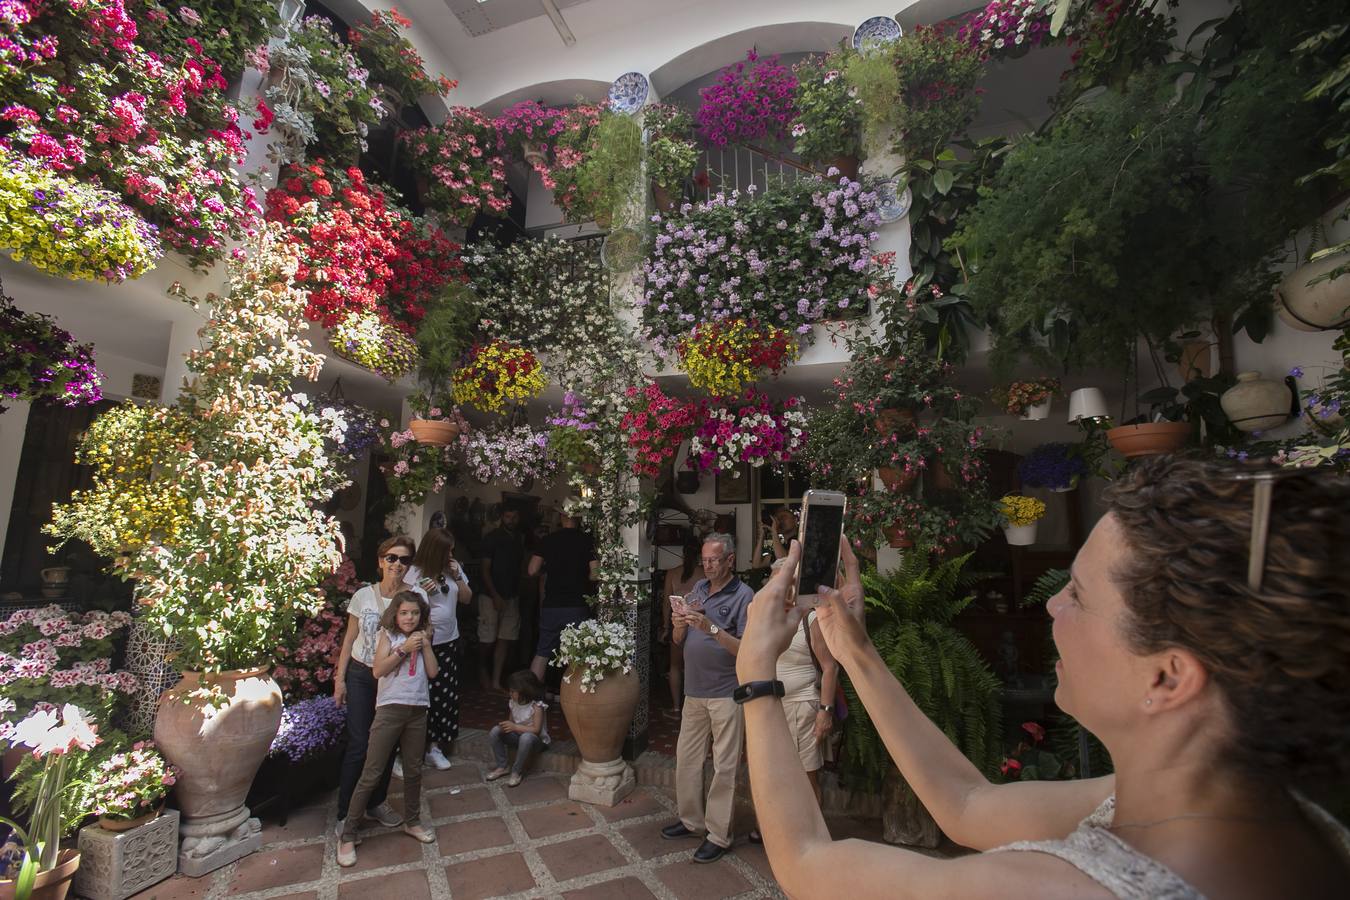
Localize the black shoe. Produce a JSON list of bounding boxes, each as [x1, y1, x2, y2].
[[661, 822, 697, 840], [693, 839, 727, 863]]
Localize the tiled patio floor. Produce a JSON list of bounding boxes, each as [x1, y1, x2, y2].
[[128, 759, 888, 900]]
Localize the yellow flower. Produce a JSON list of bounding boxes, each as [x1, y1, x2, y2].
[[999, 494, 1046, 526]]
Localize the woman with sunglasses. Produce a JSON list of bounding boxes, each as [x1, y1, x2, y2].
[[405, 527, 472, 772], [333, 534, 424, 836], [738, 458, 1350, 899]]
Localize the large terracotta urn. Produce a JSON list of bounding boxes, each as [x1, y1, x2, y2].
[[560, 667, 639, 764], [154, 668, 282, 873], [1274, 252, 1350, 331]]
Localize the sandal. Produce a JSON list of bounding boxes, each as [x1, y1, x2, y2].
[[403, 824, 436, 844], [485, 767, 509, 782]]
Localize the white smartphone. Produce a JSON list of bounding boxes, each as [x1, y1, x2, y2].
[[794, 489, 847, 608]]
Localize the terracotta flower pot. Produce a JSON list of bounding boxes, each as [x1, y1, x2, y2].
[[882, 522, 913, 549], [1105, 422, 1191, 458], [873, 407, 916, 436], [409, 419, 461, 446], [877, 466, 917, 492], [0, 848, 80, 900], [153, 668, 282, 861], [560, 667, 639, 764], [99, 805, 162, 832], [651, 181, 678, 213], [826, 154, 860, 182]]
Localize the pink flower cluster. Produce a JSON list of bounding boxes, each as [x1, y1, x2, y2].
[[401, 106, 511, 226], [697, 50, 797, 147], [686, 390, 808, 474], [957, 0, 1056, 57]]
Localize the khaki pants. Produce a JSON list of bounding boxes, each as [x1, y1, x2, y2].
[[342, 703, 427, 840], [676, 696, 744, 848]]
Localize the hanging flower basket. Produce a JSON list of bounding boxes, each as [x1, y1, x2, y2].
[[1020, 398, 1051, 421], [882, 521, 914, 548], [409, 419, 462, 446], [878, 466, 918, 492]]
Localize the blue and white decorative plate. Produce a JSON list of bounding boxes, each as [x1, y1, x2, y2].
[[608, 71, 650, 115], [876, 179, 912, 223], [852, 15, 903, 51]]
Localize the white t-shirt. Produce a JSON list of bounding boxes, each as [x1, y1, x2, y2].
[[405, 565, 469, 646], [346, 583, 427, 667], [377, 631, 430, 707], [508, 698, 550, 745]]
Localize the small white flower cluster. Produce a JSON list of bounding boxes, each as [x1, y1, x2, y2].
[[553, 619, 635, 693]]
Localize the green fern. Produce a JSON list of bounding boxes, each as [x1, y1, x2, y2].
[[1021, 568, 1070, 608], [844, 549, 1003, 791]]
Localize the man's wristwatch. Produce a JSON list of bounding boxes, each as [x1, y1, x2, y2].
[[733, 680, 785, 705]]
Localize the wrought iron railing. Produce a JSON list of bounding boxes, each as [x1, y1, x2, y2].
[[696, 143, 815, 200]]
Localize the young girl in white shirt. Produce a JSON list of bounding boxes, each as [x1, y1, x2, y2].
[[338, 591, 439, 867], [485, 670, 550, 787]]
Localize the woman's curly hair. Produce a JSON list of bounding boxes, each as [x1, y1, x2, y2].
[[1103, 456, 1350, 783]]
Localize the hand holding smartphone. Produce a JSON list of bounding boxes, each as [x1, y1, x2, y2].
[[794, 489, 847, 608]]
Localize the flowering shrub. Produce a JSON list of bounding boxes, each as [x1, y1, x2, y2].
[[0, 606, 136, 743], [331, 311, 419, 381], [254, 15, 384, 163], [273, 560, 356, 699], [0, 154, 162, 282], [1, 0, 259, 267], [379, 417, 461, 504], [450, 340, 546, 413], [958, 0, 1058, 59], [317, 396, 380, 461], [48, 226, 346, 674], [546, 391, 600, 472], [401, 107, 512, 225], [461, 422, 555, 487], [697, 49, 797, 147], [620, 383, 698, 478], [265, 162, 462, 330], [269, 696, 346, 763], [554, 619, 634, 693], [639, 178, 879, 355], [0, 297, 102, 415], [997, 377, 1061, 416], [348, 7, 456, 107], [137, 0, 280, 82], [889, 26, 986, 157], [676, 319, 798, 396], [686, 391, 808, 474], [532, 104, 604, 222], [791, 51, 863, 165], [1017, 442, 1088, 491], [1000, 494, 1047, 526], [86, 741, 177, 821]]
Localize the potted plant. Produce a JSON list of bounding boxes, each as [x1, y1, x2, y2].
[[1106, 374, 1239, 457], [1017, 442, 1088, 492], [461, 422, 556, 489], [619, 383, 698, 478], [407, 391, 467, 446], [493, 99, 561, 166], [997, 377, 1061, 420], [316, 393, 381, 463], [0, 296, 103, 415], [675, 319, 799, 396], [696, 49, 797, 149], [378, 416, 463, 505], [450, 339, 547, 413], [0, 705, 98, 899], [685, 391, 809, 475], [957, 0, 1059, 60], [47, 227, 347, 875], [401, 108, 513, 226], [1000, 494, 1046, 545], [348, 8, 456, 108], [331, 311, 420, 382], [547, 392, 602, 476], [791, 50, 864, 180], [248, 696, 346, 824], [843, 552, 1001, 846], [644, 103, 698, 211], [575, 109, 644, 229], [87, 743, 177, 832], [555, 619, 638, 783], [273, 559, 361, 702]]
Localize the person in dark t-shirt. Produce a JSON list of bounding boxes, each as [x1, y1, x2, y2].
[[478, 508, 524, 692], [527, 513, 598, 680]]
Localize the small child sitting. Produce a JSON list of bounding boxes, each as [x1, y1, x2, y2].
[[485, 670, 550, 787]]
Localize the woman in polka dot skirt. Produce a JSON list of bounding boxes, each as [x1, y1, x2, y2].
[[405, 527, 470, 771]]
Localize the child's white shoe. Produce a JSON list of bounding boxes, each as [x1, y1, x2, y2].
[[506, 773, 523, 788], [403, 823, 435, 844], [425, 746, 452, 770], [337, 840, 357, 867]]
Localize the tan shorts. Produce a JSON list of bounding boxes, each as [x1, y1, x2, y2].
[[783, 699, 823, 772], [477, 593, 521, 642]]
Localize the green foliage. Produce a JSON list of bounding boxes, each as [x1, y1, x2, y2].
[[644, 103, 699, 194], [10, 730, 128, 839], [1021, 568, 1069, 609], [890, 28, 985, 160], [577, 110, 644, 228], [416, 281, 482, 390], [132, 0, 279, 81], [1055, 0, 1177, 104], [791, 49, 863, 164], [842, 50, 900, 144], [843, 550, 1003, 790]]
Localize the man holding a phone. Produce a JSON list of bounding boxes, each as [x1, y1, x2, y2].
[[661, 533, 754, 863]]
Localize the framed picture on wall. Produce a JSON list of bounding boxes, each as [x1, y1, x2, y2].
[[715, 463, 752, 504]]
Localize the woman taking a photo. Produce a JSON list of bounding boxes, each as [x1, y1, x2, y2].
[[406, 527, 471, 771], [738, 458, 1350, 898], [333, 534, 423, 835]]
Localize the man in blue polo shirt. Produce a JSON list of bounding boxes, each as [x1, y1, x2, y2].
[[661, 532, 754, 863]]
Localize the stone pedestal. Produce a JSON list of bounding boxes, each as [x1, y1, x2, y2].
[[568, 758, 636, 807], [75, 809, 179, 900], [176, 807, 262, 876]]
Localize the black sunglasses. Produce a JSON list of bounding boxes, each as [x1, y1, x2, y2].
[[383, 553, 414, 565]]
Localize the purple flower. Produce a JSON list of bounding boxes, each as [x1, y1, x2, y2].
[[270, 697, 346, 763]]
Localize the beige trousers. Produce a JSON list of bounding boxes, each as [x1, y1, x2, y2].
[[342, 703, 427, 841], [675, 696, 744, 848]]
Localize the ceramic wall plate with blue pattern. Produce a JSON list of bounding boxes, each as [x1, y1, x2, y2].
[[853, 15, 903, 51], [608, 71, 650, 115], [876, 179, 913, 223]]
